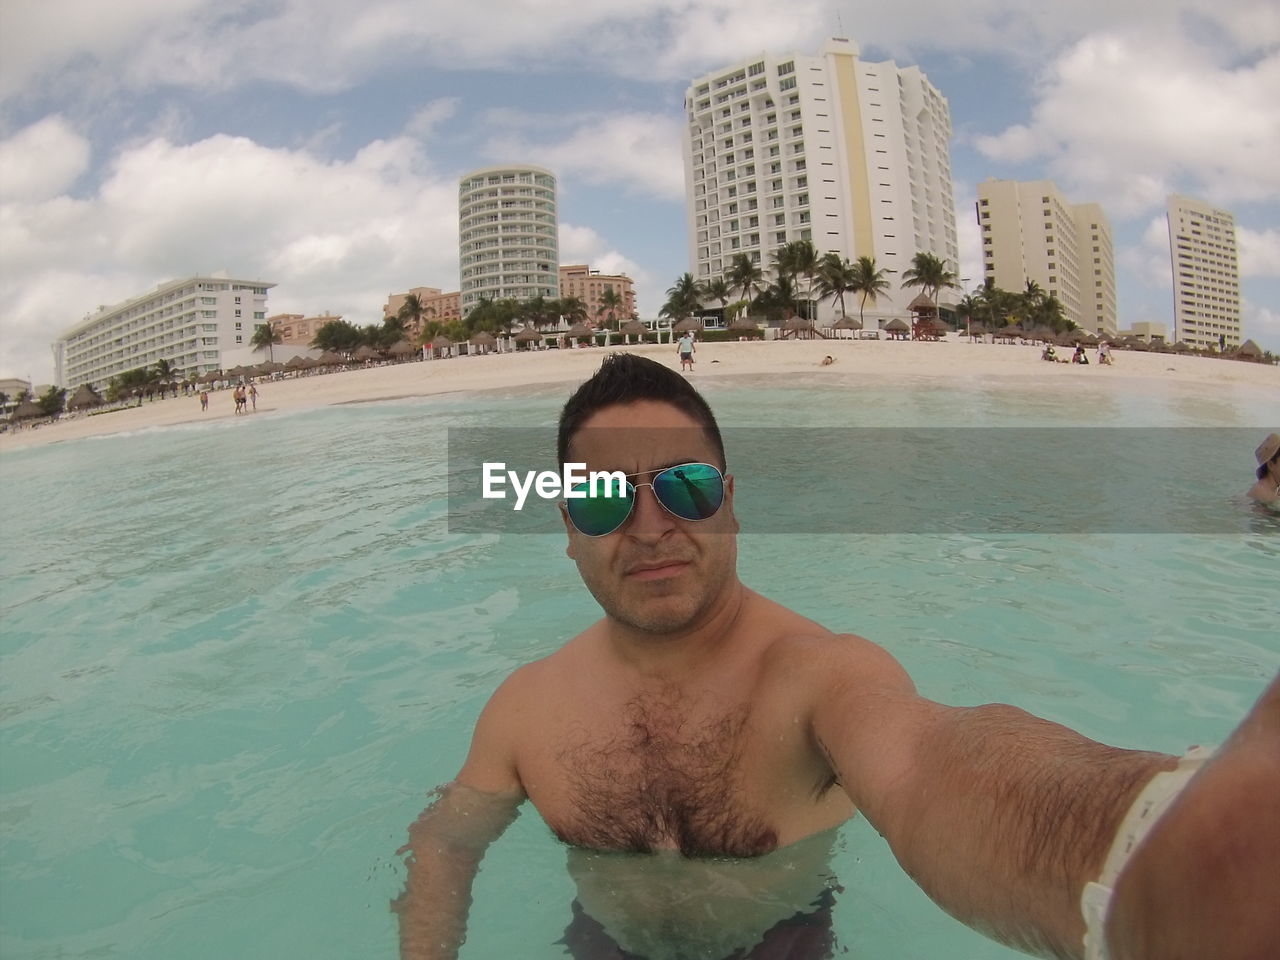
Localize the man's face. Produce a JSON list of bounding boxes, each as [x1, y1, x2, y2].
[[562, 400, 739, 635]]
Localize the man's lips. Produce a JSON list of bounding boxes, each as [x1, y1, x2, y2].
[[624, 560, 692, 581]]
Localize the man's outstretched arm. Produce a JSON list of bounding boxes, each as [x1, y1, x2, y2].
[[811, 637, 1177, 959], [1105, 672, 1280, 960], [393, 675, 527, 960]]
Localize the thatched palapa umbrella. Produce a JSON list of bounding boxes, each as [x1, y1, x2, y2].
[[388, 340, 417, 359], [200, 370, 223, 384], [353, 345, 379, 362], [285, 355, 309, 371], [513, 325, 543, 349], [673, 317, 704, 333], [618, 320, 649, 342], [565, 322, 594, 340], [997, 325, 1022, 341], [1172, 341, 1193, 354], [1235, 339, 1263, 361], [884, 317, 910, 340], [468, 331, 498, 354], [10, 399, 44, 422], [319, 351, 345, 367], [67, 384, 103, 411]]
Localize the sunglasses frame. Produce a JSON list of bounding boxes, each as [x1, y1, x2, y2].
[[564, 462, 726, 538]]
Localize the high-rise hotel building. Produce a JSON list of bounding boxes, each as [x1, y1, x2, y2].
[[1166, 195, 1240, 350], [682, 37, 958, 321], [976, 179, 1117, 335], [54, 274, 274, 389], [459, 165, 559, 314]]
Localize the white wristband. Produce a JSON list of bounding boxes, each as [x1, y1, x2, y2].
[[1081, 746, 1213, 960]]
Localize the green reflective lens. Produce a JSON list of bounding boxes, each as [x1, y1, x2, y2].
[[565, 463, 724, 537]]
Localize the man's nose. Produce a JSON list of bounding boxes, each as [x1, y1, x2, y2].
[[626, 484, 676, 540]]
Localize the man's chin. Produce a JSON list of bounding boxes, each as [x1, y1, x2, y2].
[[608, 596, 703, 636]]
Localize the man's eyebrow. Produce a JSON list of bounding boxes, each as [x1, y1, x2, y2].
[[621, 459, 709, 478]]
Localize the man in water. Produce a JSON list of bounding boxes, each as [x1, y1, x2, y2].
[[396, 354, 1279, 960], [1247, 432, 1280, 504]]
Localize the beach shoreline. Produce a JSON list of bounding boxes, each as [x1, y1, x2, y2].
[[3, 339, 1277, 453]]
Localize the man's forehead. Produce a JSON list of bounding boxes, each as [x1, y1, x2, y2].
[[567, 403, 718, 471]]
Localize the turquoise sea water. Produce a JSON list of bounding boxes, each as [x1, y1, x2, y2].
[[1, 374, 1277, 960]]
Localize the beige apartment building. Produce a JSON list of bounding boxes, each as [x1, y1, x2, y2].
[[382, 287, 462, 338], [558, 265, 636, 325], [976, 179, 1116, 335], [683, 37, 959, 324], [1166, 194, 1240, 350], [267, 313, 344, 346]]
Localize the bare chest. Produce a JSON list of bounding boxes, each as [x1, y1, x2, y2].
[[523, 692, 838, 857]]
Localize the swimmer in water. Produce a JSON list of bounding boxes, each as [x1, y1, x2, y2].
[[396, 354, 1280, 960]]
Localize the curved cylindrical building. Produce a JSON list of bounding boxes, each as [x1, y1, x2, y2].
[[459, 165, 559, 313]]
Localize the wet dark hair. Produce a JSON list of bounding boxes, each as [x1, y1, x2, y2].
[[557, 353, 726, 468]]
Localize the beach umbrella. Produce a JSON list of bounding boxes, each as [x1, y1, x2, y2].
[[318, 351, 345, 366], [884, 318, 910, 332], [968, 323, 988, 337], [673, 317, 704, 333], [353, 345, 379, 362], [783, 317, 814, 331], [906, 292, 935, 316], [1147, 339, 1168, 353], [9, 399, 44, 422], [468, 331, 498, 348], [67, 384, 103, 411], [929, 317, 950, 334], [429, 334, 453, 349], [564, 322, 594, 339], [1068, 328, 1091, 343], [1127, 339, 1150, 352], [1235, 339, 1263, 360], [1172, 341, 1192, 353], [200, 370, 223, 383], [830, 317, 861, 330], [513, 325, 543, 343], [997, 325, 1021, 340], [285, 355, 309, 370], [619, 320, 649, 337], [388, 340, 417, 357]]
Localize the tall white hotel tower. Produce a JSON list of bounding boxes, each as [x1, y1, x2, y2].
[[683, 37, 958, 323], [459, 165, 559, 315], [1166, 194, 1240, 351]]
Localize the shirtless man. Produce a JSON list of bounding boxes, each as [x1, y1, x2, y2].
[[1247, 432, 1279, 504], [396, 354, 1279, 960]]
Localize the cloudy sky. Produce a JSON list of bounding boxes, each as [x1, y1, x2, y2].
[[1, 0, 1277, 384]]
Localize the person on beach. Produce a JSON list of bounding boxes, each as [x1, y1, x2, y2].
[[1247, 432, 1280, 504], [396, 354, 1279, 960], [1072, 345, 1090, 365], [677, 332, 696, 372], [820, 355, 835, 366], [200, 391, 208, 412], [248, 383, 259, 411], [1098, 341, 1113, 366]]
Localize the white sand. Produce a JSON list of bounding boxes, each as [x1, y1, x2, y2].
[[3, 338, 1277, 453]]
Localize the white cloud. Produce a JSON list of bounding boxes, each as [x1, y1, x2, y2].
[[1242, 300, 1280, 353], [1238, 226, 1280, 279], [951, 183, 983, 292], [0, 129, 460, 379], [485, 113, 684, 201], [973, 29, 1280, 216], [0, 115, 90, 201], [404, 98, 460, 139], [559, 222, 657, 315]]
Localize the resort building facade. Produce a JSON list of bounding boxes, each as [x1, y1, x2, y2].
[[458, 165, 559, 314], [682, 37, 958, 322], [54, 274, 274, 389], [976, 179, 1117, 335], [383, 287, 463, 338], [1166, 194, 1240, 350], [558, 265, 637, 325], [267, 313, 343, 347]]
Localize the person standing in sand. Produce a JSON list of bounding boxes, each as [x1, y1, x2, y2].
[[1247, 432, 1280, 504], [676, 331, 696, 372], [396, 354, 1280, 960], [248, 383, 259, 412], [200, 391, 208, 412]]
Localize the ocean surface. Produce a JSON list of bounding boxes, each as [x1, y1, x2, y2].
[[1, 373, 1277, 960]]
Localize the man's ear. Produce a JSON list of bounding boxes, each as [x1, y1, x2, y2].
[[724, 473, 740, 534], [559, 502, 578, 559]]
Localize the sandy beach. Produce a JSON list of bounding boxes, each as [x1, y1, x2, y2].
[[3, 338, 1277, 453]]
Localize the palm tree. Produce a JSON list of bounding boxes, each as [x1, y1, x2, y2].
[[398, 293, 429, 338], [955, 293, 981, 337], [664, 273, 702, 323], [559, 295, 589, 326], [901, 252, 960, 319], [725, 253, 764, 312], [154, 358, 176, 381], [849, 255, 890, 329], [596, 288, 625, 329], [699, 277, 732, 321], [772, 241, 820, 320], [250, 322, 282, 363], [815, 253, 855, 320]]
